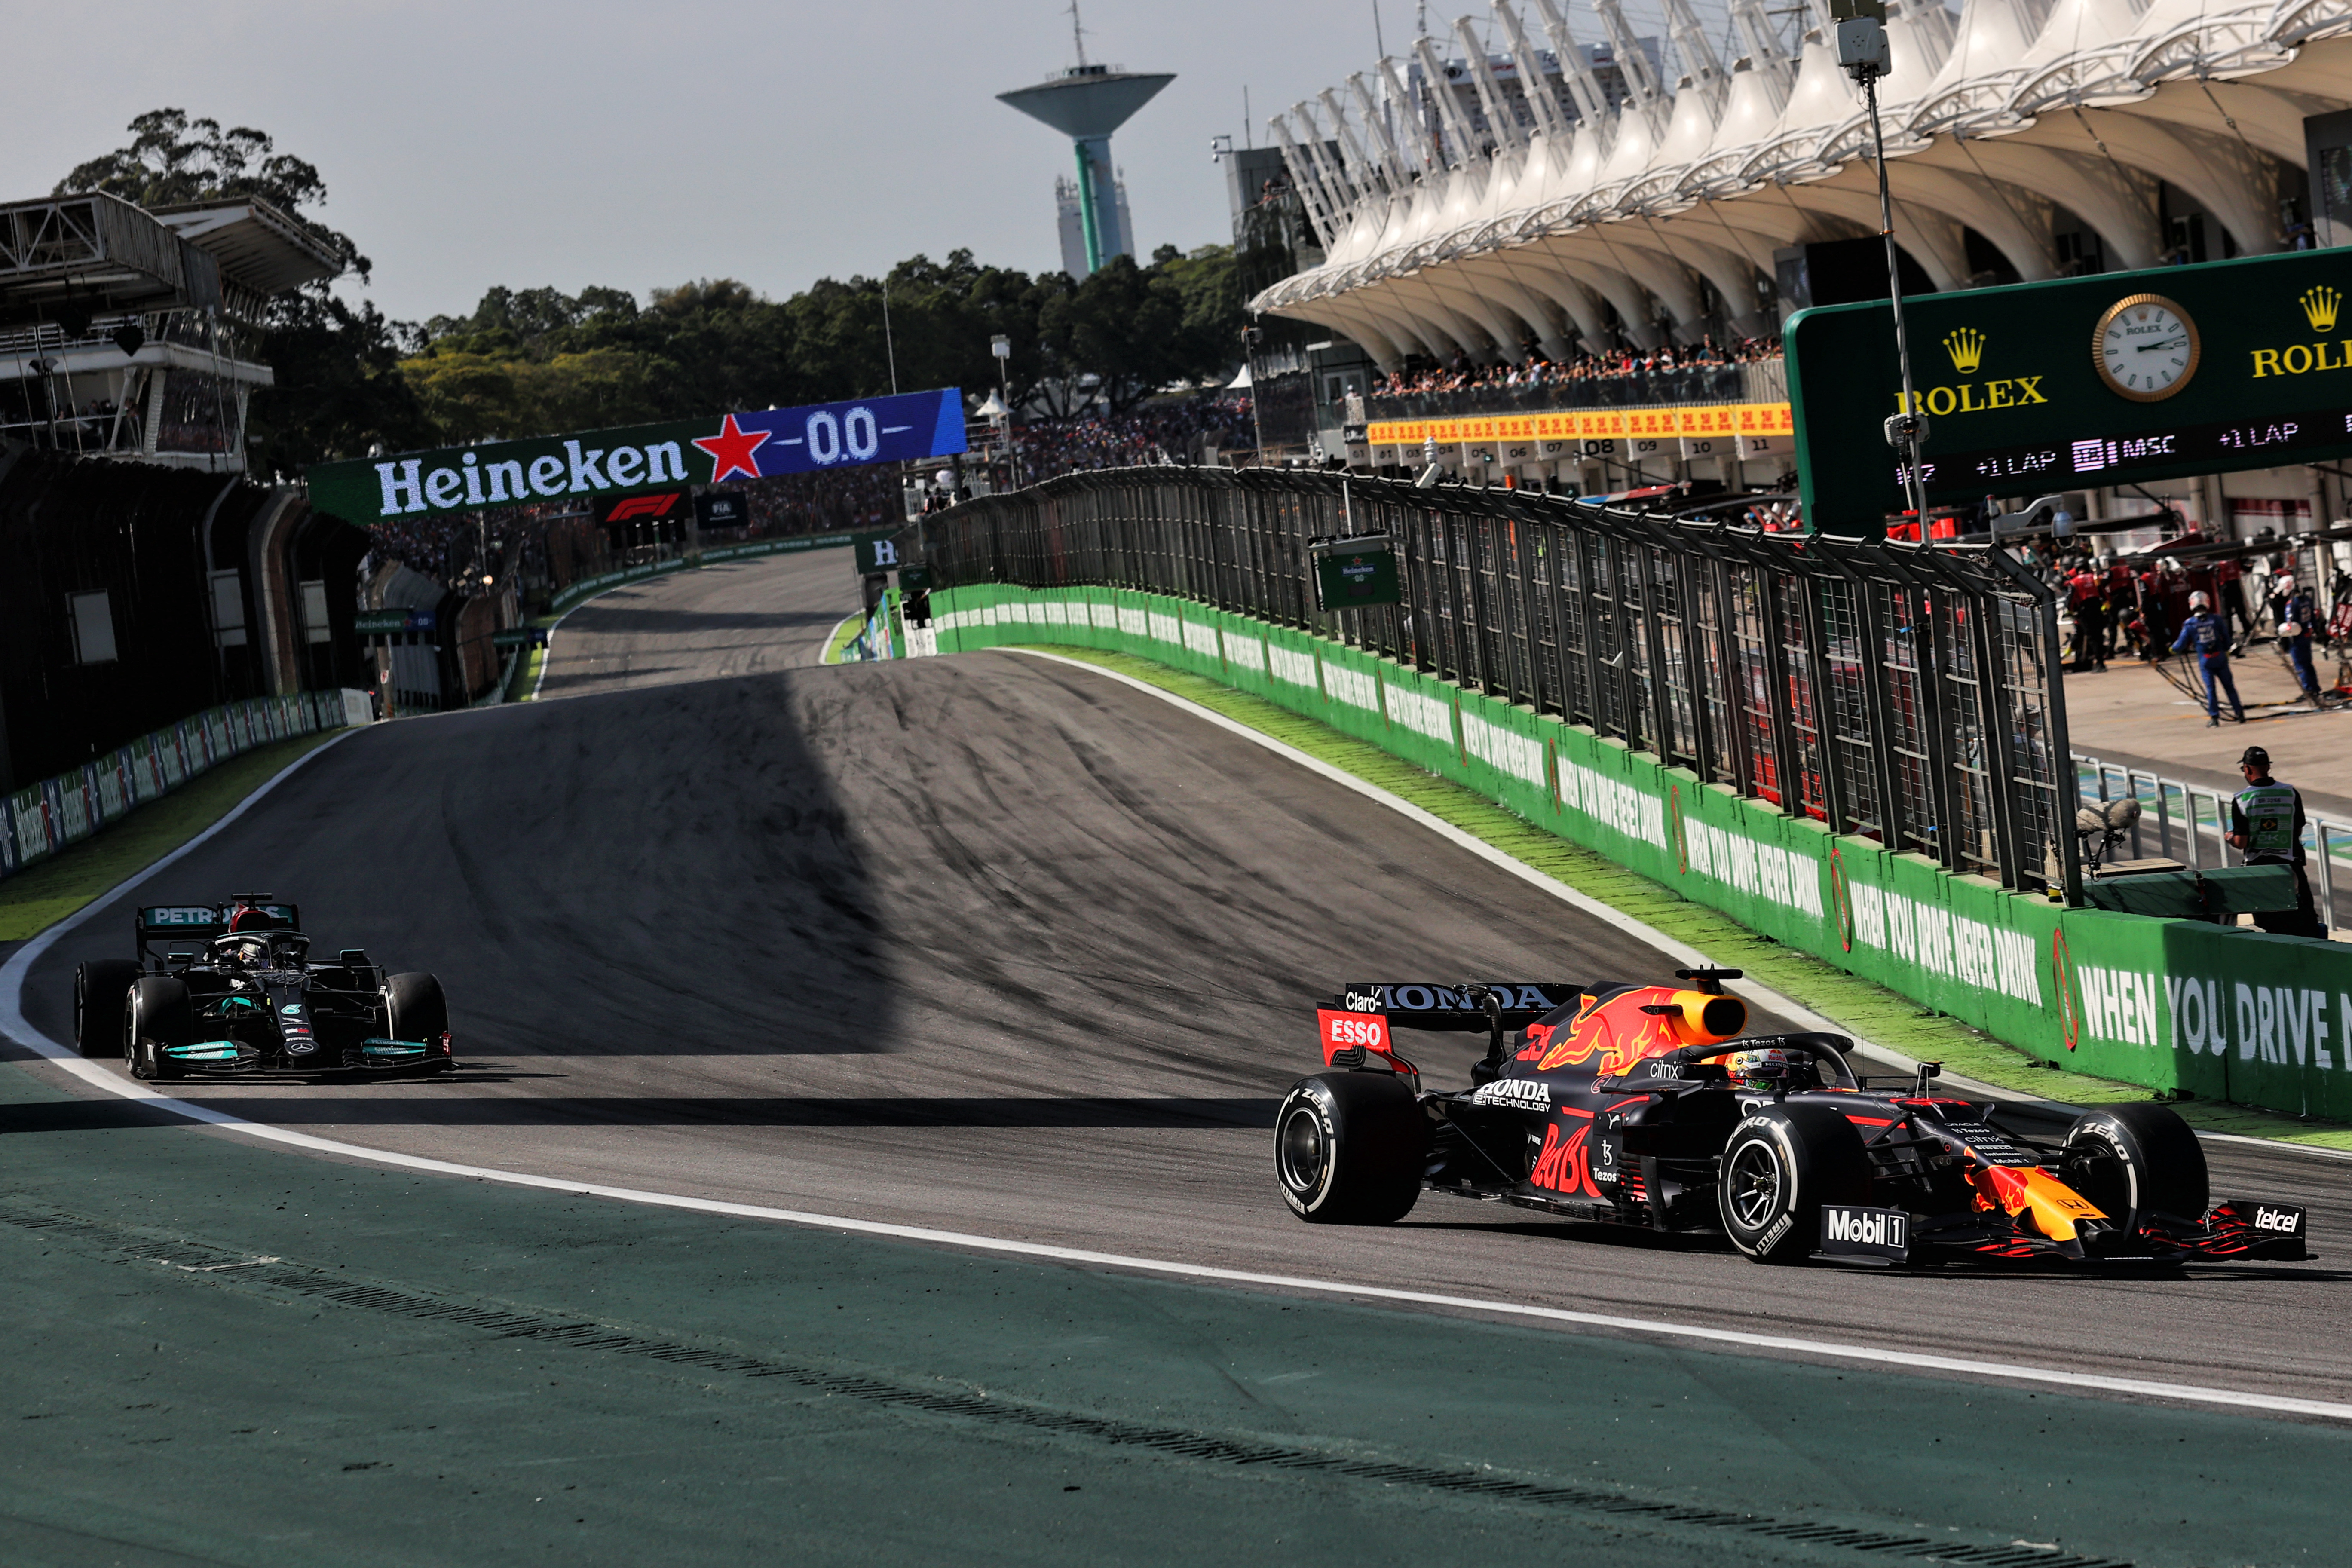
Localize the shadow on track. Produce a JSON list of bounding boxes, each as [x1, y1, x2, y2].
[[26, 674, 899, 1066], [139, 1095, 1281, 1129]]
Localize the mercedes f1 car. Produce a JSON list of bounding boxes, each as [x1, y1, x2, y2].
[[1276, 971, 2309, 1265], [71, 894, 452, 1079]]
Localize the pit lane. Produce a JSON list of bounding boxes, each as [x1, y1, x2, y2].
[[13, 546, 2350, 1410]]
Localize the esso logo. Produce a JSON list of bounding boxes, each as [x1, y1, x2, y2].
[[1326, 1016, 1387, 1048]]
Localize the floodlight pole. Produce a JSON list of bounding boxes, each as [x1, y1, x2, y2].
[[1867, 74, 1928, 527], [1836, 1, 1929, 530]]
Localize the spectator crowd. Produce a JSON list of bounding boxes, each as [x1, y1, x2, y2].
[[1006, 395, 1257, 481], [1372, 337, 1782, 400]]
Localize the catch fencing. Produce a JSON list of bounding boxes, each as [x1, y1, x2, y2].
[[922, 467, 2078, 901]]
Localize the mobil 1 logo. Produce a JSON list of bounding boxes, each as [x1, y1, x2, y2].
[[1818, 1204, 1909, 1260]]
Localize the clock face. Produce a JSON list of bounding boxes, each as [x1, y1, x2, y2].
[[2095, 294, 2200, 402]]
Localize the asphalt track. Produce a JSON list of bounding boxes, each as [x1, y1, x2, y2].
[[8, 547, 2351, 1562]]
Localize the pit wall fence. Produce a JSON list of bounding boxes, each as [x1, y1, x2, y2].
[[923, 578, 2352, 1124], [1, 688, 372, 882]]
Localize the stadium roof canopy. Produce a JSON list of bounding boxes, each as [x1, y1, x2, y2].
[[0, 190, 341, 329], [1252, 0, 2352, 368]]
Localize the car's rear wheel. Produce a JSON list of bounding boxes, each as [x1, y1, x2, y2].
[[1718, 1103, 1872, 1264], [126, 976, 194, 1083], [2062, 1102, 2207, 1232], [74, 961, 143, 1058], [385, 972, 451, 1072], [1275, 1072, 1427, 1225]]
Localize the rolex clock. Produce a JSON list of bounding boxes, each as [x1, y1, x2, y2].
[[2093, 293, 2200, 402]]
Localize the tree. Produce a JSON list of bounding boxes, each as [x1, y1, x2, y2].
[[57, 110, 429, 472], [57, 108, 368, 279], [1036, 247, 1245, 414]]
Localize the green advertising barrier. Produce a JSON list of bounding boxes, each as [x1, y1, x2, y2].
[[924, 581, 2352, 1122]]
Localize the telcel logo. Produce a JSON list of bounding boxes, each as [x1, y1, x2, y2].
[[2254, 1205, 2302, 1233]]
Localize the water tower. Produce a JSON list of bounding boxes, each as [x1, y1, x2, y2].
[[998, 9, 1171, 276]]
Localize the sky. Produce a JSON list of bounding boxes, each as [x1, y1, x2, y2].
[[0, 1, 1399, 323], [7, 1, 1733, 326]]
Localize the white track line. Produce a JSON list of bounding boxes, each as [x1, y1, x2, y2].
[[4, 686, 2348, 1425]]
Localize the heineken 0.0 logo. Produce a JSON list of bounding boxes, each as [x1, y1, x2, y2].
[[306, 388, 968, 524]]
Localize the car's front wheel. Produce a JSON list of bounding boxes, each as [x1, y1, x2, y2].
[[2062, 1102, 2207, 1233], [74, 960, 143, 1058], [125, 976, 194, 1083], [1275, 1072, 1427, 1225], [384, 972, 451, 1072], [1718, 1103, 1872, 1263]]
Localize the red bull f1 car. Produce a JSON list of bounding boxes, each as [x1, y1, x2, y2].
[[1276, 971, 2308, 1265], [70, 894, 452, 1079]]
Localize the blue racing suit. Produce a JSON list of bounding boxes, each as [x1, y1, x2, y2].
[[2172, 609, 2243, 720]]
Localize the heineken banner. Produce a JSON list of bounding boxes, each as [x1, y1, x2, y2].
[[922, 580, 2352, 1124], [306, 388, 967, 524]]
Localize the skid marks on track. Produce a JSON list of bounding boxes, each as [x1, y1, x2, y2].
[[0, 1196, 2131, 1567]]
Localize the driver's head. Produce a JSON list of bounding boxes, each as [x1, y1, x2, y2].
[[1723, 1047, 1814, 1090]]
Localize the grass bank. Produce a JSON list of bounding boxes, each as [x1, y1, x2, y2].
[[0, 731, 346, 943]]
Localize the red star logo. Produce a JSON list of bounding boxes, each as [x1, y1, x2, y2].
[[692, 413, 769, 483]]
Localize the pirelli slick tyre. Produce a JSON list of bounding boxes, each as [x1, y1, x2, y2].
[[1276, 1071, 1427, 1225], [1718, 1103, 1872, 1264], [2062, 1102, 2208, 1232], [126, 976, 194, 1083], [384, 973, 452, 1072], [74, 960, 143, 1058]]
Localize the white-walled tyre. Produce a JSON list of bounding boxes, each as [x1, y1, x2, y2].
[[1718, 1103, 1871, 1263], [1275, 1072, 1427, 1225]]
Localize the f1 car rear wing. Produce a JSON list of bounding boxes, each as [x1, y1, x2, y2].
[[1331, 983, 1580, 1032], [135, 902, 300, 962]]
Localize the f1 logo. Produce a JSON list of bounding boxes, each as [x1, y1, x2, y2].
[[607, 493, 680, 521]]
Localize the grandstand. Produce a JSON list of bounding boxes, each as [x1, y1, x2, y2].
[[0, 190, 341, 471], [1243, 0, 2352, 505], [1257, 0, 2350, 356]]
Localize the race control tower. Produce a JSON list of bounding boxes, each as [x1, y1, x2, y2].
[[997, 9, 1171, 277]]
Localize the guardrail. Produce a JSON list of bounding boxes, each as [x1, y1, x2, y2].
[[924, 466, 2076, 900], [2, 689, 370, 880]]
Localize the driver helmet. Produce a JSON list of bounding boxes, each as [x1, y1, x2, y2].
[[2190, 591, 2210, 608], [221, 935, 272, 971], [1723, 1047, 1810, 1090]]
